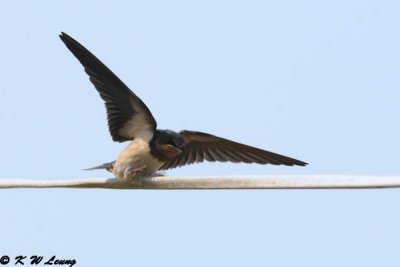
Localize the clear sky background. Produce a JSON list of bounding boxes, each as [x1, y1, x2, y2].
[[0, 0, 400, 266]]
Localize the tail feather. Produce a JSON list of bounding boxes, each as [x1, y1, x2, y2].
[[84, 161, 115, 173]]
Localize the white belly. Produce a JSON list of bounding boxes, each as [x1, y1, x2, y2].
[[113, 138, 163, 180]]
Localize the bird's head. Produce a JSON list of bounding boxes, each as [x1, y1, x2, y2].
[[150, 130, 185, 161]]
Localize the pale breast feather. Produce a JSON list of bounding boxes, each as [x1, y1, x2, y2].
[[113, 137, 163, 179]]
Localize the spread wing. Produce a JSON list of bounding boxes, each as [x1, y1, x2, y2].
[[160, 131, 308, 170], [59, 32, 157, 142]]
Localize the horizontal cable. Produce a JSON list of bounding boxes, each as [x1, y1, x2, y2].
[[0, 175, 399, 189]]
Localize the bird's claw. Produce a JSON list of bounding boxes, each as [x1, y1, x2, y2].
[[124, 165, 147, 180]]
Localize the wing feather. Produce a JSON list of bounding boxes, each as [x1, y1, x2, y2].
[[160, 131, 307, 170], [60, 32, 156, 142]]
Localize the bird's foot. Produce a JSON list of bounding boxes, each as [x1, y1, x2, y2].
[[123, 165, 147, 181]]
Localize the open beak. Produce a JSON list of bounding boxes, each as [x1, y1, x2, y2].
[[167, 144, 183, 154], [175, 146, 183, 154]]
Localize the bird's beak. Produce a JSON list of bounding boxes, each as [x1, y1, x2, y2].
[[167, 144, 183, 154], [176, 144, 185, 154], [175, 146, 183, 154]]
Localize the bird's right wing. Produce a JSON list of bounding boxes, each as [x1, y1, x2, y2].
[[59, 32, 157, 142]]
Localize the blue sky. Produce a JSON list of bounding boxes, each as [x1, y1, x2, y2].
[[1, 0, 400, 266]]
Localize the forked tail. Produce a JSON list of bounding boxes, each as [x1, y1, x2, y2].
[[84, 161, 115, 173]]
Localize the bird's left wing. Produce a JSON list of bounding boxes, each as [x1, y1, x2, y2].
[[59, 32, 157, 142], [160, 131, 308, 170]]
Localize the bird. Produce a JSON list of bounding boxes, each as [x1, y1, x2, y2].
[[59, 32, 308, 180]]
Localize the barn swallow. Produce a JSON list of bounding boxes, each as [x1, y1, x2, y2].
[[59, 32, 307, 180]]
